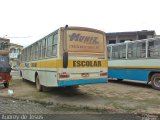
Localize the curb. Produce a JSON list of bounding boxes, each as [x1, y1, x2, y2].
[[0, 95, 117, 113]]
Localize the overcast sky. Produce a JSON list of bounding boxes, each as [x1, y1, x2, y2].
[[0, 0, 159, 47]]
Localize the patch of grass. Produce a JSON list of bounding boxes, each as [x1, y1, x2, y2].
[[47, 103, 115, 113], [110, 102, 146, 113], [10, 79, 22, 86], [26, 91, 52, 99], [141, 99, 160, 105]]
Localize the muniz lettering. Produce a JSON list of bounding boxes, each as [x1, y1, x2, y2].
[[69, 33, 99, 44]]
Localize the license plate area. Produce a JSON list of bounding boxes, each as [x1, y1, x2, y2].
[[81, 73, 89, 78]]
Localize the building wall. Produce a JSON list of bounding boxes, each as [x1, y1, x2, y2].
[[0, 38, 10, 55], [9, 43, 23, 68], [106, 30, 156, 44]]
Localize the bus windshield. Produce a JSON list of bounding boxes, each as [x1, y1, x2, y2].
[[66, 29, 104, 53]]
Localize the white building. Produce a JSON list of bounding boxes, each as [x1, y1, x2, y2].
[[9, 43, 23, 68]]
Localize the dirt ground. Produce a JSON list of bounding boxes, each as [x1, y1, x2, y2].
[[0, 75, 160, 114]]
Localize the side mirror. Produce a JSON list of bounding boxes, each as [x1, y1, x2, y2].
[[63, 52, 68, 68]]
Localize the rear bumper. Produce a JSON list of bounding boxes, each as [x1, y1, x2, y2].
[[0, 80, 8, 84], [58, 77, 107, 87], [0, 73, 12, 84]]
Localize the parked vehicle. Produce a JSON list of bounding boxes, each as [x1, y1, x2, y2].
[[0, 38, 12, 88], [19, 26, 108, 91], [107, 37, 160, 90]]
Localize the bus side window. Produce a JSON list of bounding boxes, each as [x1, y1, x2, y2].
[[52, 34, 58, 56], [136, 42, 146, 58], [112, 46, 119, 59], [107, 46, 111, 59], [30, 46, 32, 61], [35, 43, 38, 60], [128, 43, 133, 59], [148, 41, 154, 57], [42, 39, 46, 58], [47, 35, 53, 57], [38, 41, 42, 59], [148, 39, 160, 58], [119, 44, 126, 59]]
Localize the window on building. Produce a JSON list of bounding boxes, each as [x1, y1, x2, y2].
[[0, 42, 9, 50], [10, 48, 16, 53], [138, 35, 147, 40], [120, 40, 125, 43], [109, 40, 116, 44]]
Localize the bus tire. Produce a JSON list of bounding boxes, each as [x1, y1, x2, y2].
[[20, 71, 25, 81], [72, 85, 79, 89], [117, 79, 123, 81], [66, 85, 79, 89], [20, 71, 22, 77], [4, 82, 9, 88], [36, 75, 43, 92], [151, 73, 160, 90]]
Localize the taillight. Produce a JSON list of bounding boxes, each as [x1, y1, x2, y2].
[[100, 71, 107, 76], [59, 72, 70, 78], [0, 73, 11, 81]]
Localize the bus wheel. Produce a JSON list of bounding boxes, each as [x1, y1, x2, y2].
[[117, 79, 123, 81], [20, 71, 22, 77], [20, 71, 25, 81], [151, 73, 160, 90], [4, 82, 9, 88], [66, 85, 79, 89], [36, 75, 43, 92]]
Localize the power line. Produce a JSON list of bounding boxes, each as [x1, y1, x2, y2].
[[2, 35, 32, 38], [6, 36, 32, 38]]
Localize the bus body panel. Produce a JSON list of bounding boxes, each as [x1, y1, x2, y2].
[[109, 59, 160, 69], [109, 68, 150, 81], [108, 59, 160, 83], [38, 70, 58, 87], [109, 59, 160, 82], [22, 69, 35, 82]]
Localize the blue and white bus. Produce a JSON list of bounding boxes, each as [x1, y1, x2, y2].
[[107, 37, 160, 90]]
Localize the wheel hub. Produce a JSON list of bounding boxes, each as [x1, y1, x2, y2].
[[154, 77, 160, 87]]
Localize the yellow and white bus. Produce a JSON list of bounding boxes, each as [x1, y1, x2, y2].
[[20, 26, 108, 91]]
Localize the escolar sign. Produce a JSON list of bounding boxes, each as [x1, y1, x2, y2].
[[67, 30, 104, 53], [73, 60, 101, 67]]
